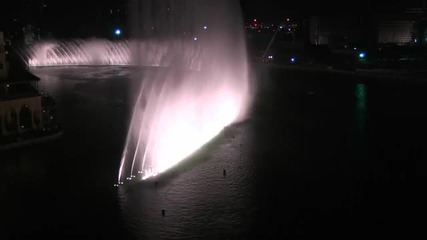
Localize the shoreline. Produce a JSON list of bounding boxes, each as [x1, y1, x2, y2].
[[0, 130, 64, 152]]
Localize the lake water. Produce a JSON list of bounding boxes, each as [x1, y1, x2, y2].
[[1, 66, 426, 239]]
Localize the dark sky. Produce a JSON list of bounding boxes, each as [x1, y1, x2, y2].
[[1, 0, 427, 38], [0, 0, 125, 38], [241, 0, 427, 20]]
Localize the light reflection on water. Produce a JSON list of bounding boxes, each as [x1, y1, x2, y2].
[[118, 122, 257, 239], [355, 83, 368, 130]]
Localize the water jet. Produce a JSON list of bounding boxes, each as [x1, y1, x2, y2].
[[117, 0, 250, 182]]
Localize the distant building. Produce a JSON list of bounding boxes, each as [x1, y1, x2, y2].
[[0, 31, 43, 137], [378, 21, 413, 45], [309, 12, 427, 48], [0, 32, 9, 79], [404, 7, 427, 45], [376, 6, 427, 46], [309, 17, 329, 45], [309, 16, 362, 48]]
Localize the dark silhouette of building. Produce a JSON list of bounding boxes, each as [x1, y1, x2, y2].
[[0, 31, 58, 138]]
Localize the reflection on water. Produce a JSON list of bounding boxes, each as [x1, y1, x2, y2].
[[355, 83, 368, 130], [118, 123, 256, 239]]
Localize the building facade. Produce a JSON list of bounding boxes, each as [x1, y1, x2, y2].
[[378, 21, 413, 45], [0, 31, 43, 137]]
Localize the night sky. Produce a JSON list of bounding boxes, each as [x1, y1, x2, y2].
[[0, 0, 426, 38], [240, 0, 418, 18]]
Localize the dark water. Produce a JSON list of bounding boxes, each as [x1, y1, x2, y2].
[[1, 66, 427, 239]]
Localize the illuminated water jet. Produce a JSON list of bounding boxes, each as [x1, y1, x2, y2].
[[117, 0, 250, 182], [25, 40, 132, 67], [24, 39, 194, 67]]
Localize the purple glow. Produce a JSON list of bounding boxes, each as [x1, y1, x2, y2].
[[118, 0, 250, 181], [22, 2, 250, 183]]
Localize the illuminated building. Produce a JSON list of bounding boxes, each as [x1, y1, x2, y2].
[[309, 16, 362, 47], [378, 21, 413, 45], [0, 31, 57, 139]]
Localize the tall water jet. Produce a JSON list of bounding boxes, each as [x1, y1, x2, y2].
[[118, 0, 250, 182], [25, 40, 133, 67]]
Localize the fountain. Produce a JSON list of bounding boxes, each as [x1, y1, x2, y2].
[[22, 0, 250, 183], [118, 0, 250, 182], [25, 40, 130, 67]]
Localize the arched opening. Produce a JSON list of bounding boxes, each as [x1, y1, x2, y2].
[[5, 109, 18, 132], [19, 105, 32, 130], [0, 114, 3, 136]]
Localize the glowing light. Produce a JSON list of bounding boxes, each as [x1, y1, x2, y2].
[[114, 28, 121, 36], [118, 61, 249, 181], [25, 40, 180, 67], [355, 83, 368, 129], [359, 52, 366, 58], [291, 57, 296, 63], [163, 94, 236, 173], [204, 26, 208, 30], [110, 0, 250, 183]]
